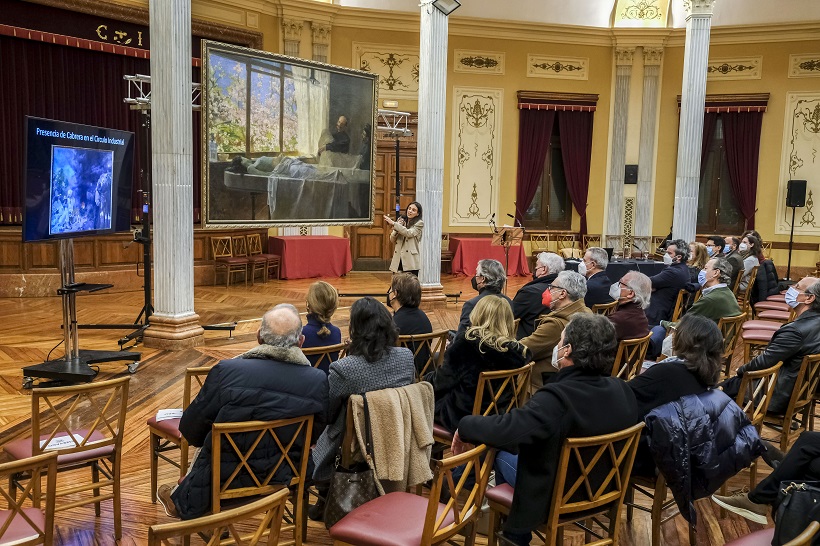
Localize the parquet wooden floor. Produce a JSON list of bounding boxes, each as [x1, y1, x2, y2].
[[0, 272, 776, 544]]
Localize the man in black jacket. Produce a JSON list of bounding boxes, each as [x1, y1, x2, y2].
[[724, 236, 744, 289], [159, 304, 329, 520], [645, 239, 691, 326], [511, 252, 564, 338], [452, 314, 638, 545], [458, 259, 511, 334], [582, 247, 614, 309], [723, 277, 820, 414]]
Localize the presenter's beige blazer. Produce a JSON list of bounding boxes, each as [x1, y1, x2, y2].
[[389, 219, 424, 272]]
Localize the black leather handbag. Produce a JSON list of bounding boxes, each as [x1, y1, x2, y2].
[[323, 393, 380, 529], [772, 481, 820, 545]]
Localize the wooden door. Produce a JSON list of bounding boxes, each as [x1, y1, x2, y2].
[[351, 119, 418, 271]]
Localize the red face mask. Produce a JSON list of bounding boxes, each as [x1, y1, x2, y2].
[[542, 288, 552, 307]]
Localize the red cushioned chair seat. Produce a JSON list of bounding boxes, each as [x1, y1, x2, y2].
[[4, 430, 113, 465], [742, 320, 781, 332], [247, 255, 268, 264], [485, 483, 514, 508], [256, 253, 280, 261], [146, 417, 182, 440], [766, 294, 786, 302], [329, 491, 455, 546], [754, 301, 789, 313], [0, 508, 46, 543], [215, 257, 248, 265], [757, 310, 791, 321], [741, 330, 776, 343], [432, 423, 454, 443], [723, 527, 774, 545]]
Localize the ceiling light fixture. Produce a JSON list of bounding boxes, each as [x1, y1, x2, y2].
[[419, 0, 461, 16]]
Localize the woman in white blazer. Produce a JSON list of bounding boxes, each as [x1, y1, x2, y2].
[[385, 201, 424, 276]]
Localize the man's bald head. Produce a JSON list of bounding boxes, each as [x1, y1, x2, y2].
[[258, 303, 303, 347]]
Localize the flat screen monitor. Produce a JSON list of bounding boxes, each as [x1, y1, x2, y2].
[[23, 117, 134, 243]]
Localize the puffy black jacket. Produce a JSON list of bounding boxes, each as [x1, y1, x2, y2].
[[644, 389, 764, 525], [751, 259, 780, 305], [172, 345, 328, 519]]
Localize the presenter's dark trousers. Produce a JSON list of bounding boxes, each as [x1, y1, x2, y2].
[[749, 431, 820, 505], [398, 260, 418, 277]]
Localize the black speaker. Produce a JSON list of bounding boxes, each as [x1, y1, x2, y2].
[[624, 164, 638, 184], [787, 180, 807, 208]]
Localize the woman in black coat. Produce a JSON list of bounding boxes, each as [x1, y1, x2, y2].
[[425, 295, 529, 432]]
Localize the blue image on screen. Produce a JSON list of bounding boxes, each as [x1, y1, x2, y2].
[[49, 146, 115, 235]]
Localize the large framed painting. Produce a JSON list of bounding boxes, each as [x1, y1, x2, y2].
[[201, 41, 378, 227]]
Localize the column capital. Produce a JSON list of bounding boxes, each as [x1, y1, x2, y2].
[[684, 0, 717, 17], [615, 47, 636, 66], [643, 47, 664, 66], [282, 18, 304, 42], [311, 22, 331, 46]]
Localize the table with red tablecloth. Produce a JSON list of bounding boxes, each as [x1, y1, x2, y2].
[[268, 236, 353, 279], [449, 236, 531, 277]]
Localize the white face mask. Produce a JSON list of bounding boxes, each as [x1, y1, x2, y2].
[[551, 343, 568, 369], [577, 261, 587, 277], [784, 286, 802, 309], [609, 282, 622, 301], [739, 243, 749, 252], [663, 253, 674, 266]]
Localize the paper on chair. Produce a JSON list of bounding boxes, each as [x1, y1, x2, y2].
[[156, 409, 183, 421], [41, 434, 85, 450]]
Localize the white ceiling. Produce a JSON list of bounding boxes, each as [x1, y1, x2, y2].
[[337, 0, 820, 28]]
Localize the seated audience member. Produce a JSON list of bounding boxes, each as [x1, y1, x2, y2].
[[722, 277, 820, 414], [457, 259, 511, 335], [388, 273, 433, 373], [451, 314, 638, 546], [713, 432, 820, 524], [645, 239, 691, 326], [608, 271, 651, 342], [519, 271, 592, 388], [160, 304, 329, 520], [512, 252, 564, 338], [426, 295, 529, 432], [705, 235, 725, 259], [309, 297, 416, 520], [302, 281, 343, 372], [738, 234, 763, 292], [741, 229, 764, 247], [724, 236, 744, 289], [582, 247, 614, 309], [687, 242, 709, 283]]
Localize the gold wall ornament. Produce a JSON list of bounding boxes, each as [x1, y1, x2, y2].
[[706, 57, 762, 80], [527, 55, 588, 80], [790, 54, 820, 78], [462, 98, 494, 129], [621, 0, 662, 20], [796, 103, 820, 134], [94, 24, 142, 46], [614, 0, 668, 27], [354, 43, 420, 99], [454, 50, 505, 75], [801, 191, 816, 227]]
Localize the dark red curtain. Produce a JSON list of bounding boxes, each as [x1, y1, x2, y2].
[[700, 112, 718, 180], [722, 111, 763, 230], [557, 110, 594, 235], [0, 35, 202, 225], [515, 109, 556, 223]]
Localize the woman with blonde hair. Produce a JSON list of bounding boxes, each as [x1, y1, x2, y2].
[[302, 281, 342, 372], [688, 242, 709, 283], [425, 295, 529, 432]]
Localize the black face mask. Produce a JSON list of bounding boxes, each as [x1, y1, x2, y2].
[[471, 276, 480, 291]]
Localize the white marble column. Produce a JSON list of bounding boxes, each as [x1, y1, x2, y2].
[[417, 4, 448, 307], [635, 47, 663, 238], [143, 0, 204, 349], [605, 48, 633, 247], [673, 0, 717, 242], [282, 19, 302, 58]]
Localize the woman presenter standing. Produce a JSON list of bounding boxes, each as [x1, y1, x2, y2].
[[385, 201, 423, 277]]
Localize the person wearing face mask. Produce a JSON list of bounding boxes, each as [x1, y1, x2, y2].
[[457, 259, 511, 335], [511, 252, 564, 338], [581, 247, 614, 309], [644, 239, 691, 327], [449, 314, 638, 546], [687, 242, 709, 283], [737, 234, 763, 292], [607, 271, 651, 342], [722, 277, 820, 414], [388, 273, 433, 374], [723, 236, 744, 288], [519, 270, 592, 388], [705, 235, 725, 258]]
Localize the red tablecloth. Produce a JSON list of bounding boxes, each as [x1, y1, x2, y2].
[[268, 236, 352, 279], [449, 236, 531, 277]]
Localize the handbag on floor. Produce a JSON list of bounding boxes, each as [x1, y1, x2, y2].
[[772, 481, 820, 545], [323, 393, 380, 529]]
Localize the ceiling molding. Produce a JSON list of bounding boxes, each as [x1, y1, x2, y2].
[[665, 22, 820, 46]]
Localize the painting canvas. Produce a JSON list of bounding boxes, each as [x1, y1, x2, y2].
[[202, 41, 378, 227]]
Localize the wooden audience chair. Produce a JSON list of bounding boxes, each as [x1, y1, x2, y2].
[[0, 452, 57, 546], [433, 363, 534, 446], [211, 236, 249, 288], [582, 234, 602, 251], [611, 333, 652, 380], [626, 471, 694, 546], [512, 317, 521, 333], [762, 354, 820, 451], [235, 235, 266, 285], [555, 232, 578, 251], [735, 266, 759, 314], [742, 328, 774, 362], [529, 234, 551, 259], [212, 415, 314, 546], [607, 235, 624, 258], [592, 300, 618, 316], [718, 314, 746, 377], [486, 423, 644, 546], [302, 342, 348, 371], [397, 330, 449, 379], [441, 233, 454, 275], [329, 444, 496, 546], [632, 236, 651, 258], [246, 233, 281, 281], [148, 489, 290, 546], [148, 366, 211, 503], [5, 377, 130, 540], [670, 289, 697, 323]]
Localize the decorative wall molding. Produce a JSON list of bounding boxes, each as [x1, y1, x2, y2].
[[449, 87, 503, 227], [789, 54, 820, 78], [281, 18, 303, 42], [527, 54, 588, 80], [311, 23, 331, 46], [353, 42, 419, 99], [613, 0, 669, 28], [643, 47, 664, 65], [454, 50, 505, 75], [683, 0, 718, 17], [776, 92, 820, 235], [707, 56, 762, 80], [615, 47, 635, 66]]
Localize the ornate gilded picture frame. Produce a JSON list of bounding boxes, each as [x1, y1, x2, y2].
[[201, 41, 378, 228]]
